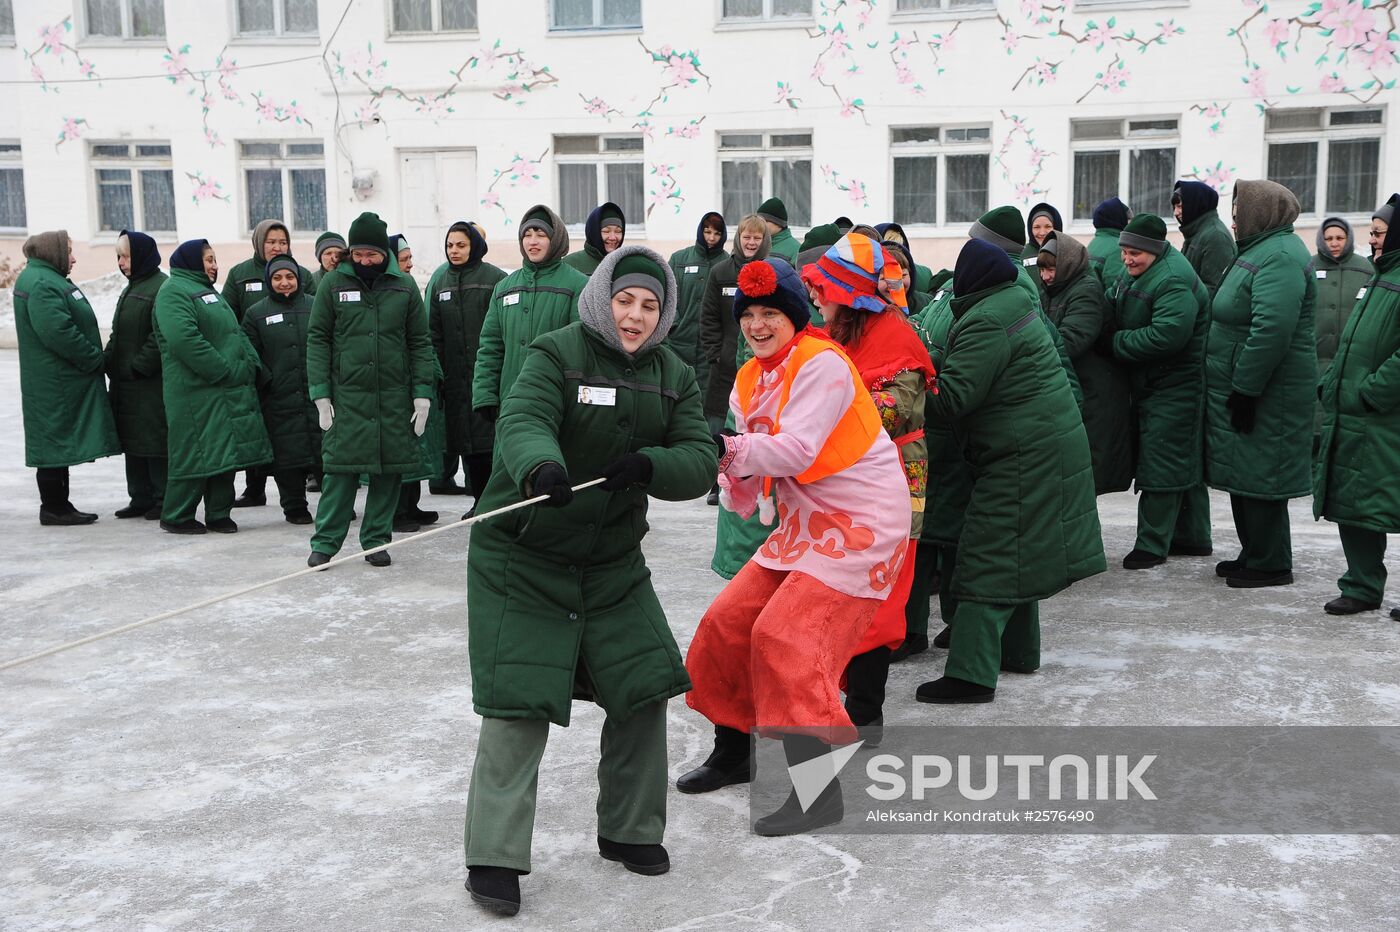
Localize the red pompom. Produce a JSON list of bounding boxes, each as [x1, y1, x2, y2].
[[738, 260, 778, 297]]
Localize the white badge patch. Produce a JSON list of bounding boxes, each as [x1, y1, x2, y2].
[[245, 281, 263, 292], [200, 293, 219, 304], [722, 286, 737, 297], [1023, 256, 1038, 266], [502, 292, 521, 306], [70, 289, 85, 300], [577, 385, 617, 406], [438, 291, 452, 301], [933, 290, 946, 302], [1357, 287, 1368, 300], [339, 290, 362, 302], [1315, 269, 1328, 279], [685, 265, 700, 274], [266, 313, 284, 325]]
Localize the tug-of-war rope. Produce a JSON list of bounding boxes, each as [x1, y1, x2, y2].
[[0, 478, 608, 673]]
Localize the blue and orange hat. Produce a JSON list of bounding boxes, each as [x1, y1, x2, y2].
[[800, 233, 907, 313]]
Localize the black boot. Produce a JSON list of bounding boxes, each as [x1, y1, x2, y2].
[[889, 633, 928, 663], [915, 676, 995, 704], [39, 508, 98, 526], [115, 503, 151, 519], [932, 626, 952, 649], [844, 647, 889, 748], [705, 483, 720, 506], [1325, 595, 1380, 615], [466, 866, 521, 916], [1122, 548, 1166, 570], [676, 725, 753, 793], [1215, 556, 1244, 578], [752, 734, 845, 837], [598, 836, 670, 875], [1226, 567, 1294, 589]]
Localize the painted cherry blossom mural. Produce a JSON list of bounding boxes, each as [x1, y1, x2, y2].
[[1181, 161, 1238, 194], [54, 116, 88, 151], [186, 171, 232, 204], [647, 163, 686, 219], [24, 16, 99, 92], [994, 110, 1053, 206], [821, 164, 870, 210], [480, 150, 548, 227]]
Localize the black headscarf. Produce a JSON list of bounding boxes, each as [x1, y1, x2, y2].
[[170, 239, 211, 279], [120, 229, 161, 280], [445, 220, 488, 270]]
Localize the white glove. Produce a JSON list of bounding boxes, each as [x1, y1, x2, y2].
[[411, 397, 431, 437], [316, 398, 334, 431]]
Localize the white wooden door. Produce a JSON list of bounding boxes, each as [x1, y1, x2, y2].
[[399, 150, 477, 263]]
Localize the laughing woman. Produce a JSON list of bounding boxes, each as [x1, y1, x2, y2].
[[463, 246, 713, 917]]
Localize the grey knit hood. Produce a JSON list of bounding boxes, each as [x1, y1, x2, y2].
[[1041, 230, 1089, 288], [23, 230, 72, 276], [517, 204, 571, 267], [1233, 179, 1300, 242], [577, 244, 678, 358], [1315, 215, 1355, 262]]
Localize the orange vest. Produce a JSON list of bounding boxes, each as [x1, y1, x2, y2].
[[735, 333, 883, 485]]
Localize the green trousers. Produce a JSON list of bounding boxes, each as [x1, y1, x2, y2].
[[1337, 523, 1387, 604], [124, 454, 168, 509], [311, 471, 399, 555], [162, 471, 234, 523], [1136, 483, 1212, 556], [904, 539, 941, 639], [1229, 494, 1292, 572], [464, 701, 669, 874], [936, 543, 959, 630], [943, 601, 1040, 690]]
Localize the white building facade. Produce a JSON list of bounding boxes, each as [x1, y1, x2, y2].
[[0, 0, 1396, 274]]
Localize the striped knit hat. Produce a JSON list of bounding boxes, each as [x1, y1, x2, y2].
[[800, 233, 908, 313]]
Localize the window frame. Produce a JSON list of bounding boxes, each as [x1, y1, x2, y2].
[[233, 0, 319, 41], [552, 134, 647, 232], [1264, 105, 1386, 219], [386, 0, 480, 37], [88, 141, 177, 238], [0, 140, 25, 233], [890, 0, 997, 20], [1069, 115, 1181, 224], [237, 139, 328, 235], [79, 0, 166, 43], [547, 0, 642, 34], [717, 130, 815, 229], [715, 0, 815, 30], [0, 0, 15, 46], [888, 123, 993, 229]]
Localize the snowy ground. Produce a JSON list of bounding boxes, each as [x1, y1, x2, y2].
[[2, 347, 1398, 930]]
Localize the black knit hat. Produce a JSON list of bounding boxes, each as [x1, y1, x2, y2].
[[757, 197, 789, 228], [347, 213, 390, 256], [1119, 214, 1169, 256], [612, 253, 667, 303]]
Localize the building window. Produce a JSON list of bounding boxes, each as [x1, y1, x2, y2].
[[720, 0, 812, 22], [549, 0, 640, 31], [84, 0, 165, 38], [893, 0, 995, 13], [554, 135, 644, 229], [90, 142, 176, 234], [0, 0, 14, 42], [719, 131, 813, 227], [1070, 117, 1178, 221], [391, 0, 478, 33], [890, 125, 991, 226], [239, 140, 326, 233], [1265, 107, 1383, 216], [0, 142, 25, 231], [236, 0, 318, 37]]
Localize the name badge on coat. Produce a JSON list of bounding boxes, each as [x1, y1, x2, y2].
[[722, 287, 737, 297], [339, 290, 362, 302], [70, 289, 85, 300], [245, 281, 263, 292], [1315, 270, 1328, 279], [438, 290, 452, 301], [503, 293, 521, 306], [266, 313, 284, 325], [578, 385, 617, 406], [1357, 287, 1368, 300], [1023, 256, 1038, 266], [200, 293, 220, 304], [685, 265, 700, 274]]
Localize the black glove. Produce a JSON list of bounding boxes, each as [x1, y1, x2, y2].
[[599, 452, 653, 491], [478, 405, 499, 424], [1226, 391, 1257, 434], [713, 428, 738, 461], [529, 462, 573, 508]]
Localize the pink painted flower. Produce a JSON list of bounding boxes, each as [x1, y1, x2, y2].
[[892, 35, 915, 53], [1086, 22, 1113, 47], [1016, 182, 1034, 200], [202, 92, 216, 109], [219, 58, 239, 78], [165, 49, 187, 76], [481, 192, 501, 209], [257, 99, 279, 121], [1157, 18, 1179, 40], [1002, 27, 1020, 53], [1358, 30, 1398, 70], [204, 128, 221, 146], [648, 189, 668, 210], [848, 182, 867, 205], [1263, 18, 1290, 47], [41, 24, 66, 54], [1246, 67, 1269, 98], [79, 60, 96, 77], [1319, 0, 1377, 48], [665, 54, 699, 85], [1206, 103, 1223, 118], [285, 101, 306, 123], [1320, 71, 1346, 92], [1029, 147, 1046, 167], [30, 63, 44, 82], [895, 63, 914, 84], [1021, 0, 1041, 18], [811, 60, 827, 80], [658, 45, 674, 57], [1102, 60, 1131, 92], [677, 123, 700, 139], [840, 98, 859, 118], [1034, 60, 1055, 83], [1206, 166, 1234, 190]]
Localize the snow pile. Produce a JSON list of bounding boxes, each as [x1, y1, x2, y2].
[[0, 270, 127, 347]]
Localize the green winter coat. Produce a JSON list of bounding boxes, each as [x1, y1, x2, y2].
[[666, 218, 727, 402], [1314, 251, 1400, 531], [1042, 251, 1134, 494], [1013, 261, 1084, 408], [928, 280, 1106, 603], [468, 322, 713, 725], [1313, 240, 1374, 435], [306, 262, 436, 474], [471, 207, 587, 414], [1088, 228, 1126, 291], [914, 286, 975, 547], [241, 275, 320, 471], [14, 256, 122, 468], [768, 226, 800, 263], [561, 243, 603, 275], [1180, 212, 1236, 302], [153, 268, 271, 481], [427, 258, 507, 456], [402, 300, 447, 485], [1204, 226, 1317, 500], [223, 255, 317, 323], [1109, 245, 1209, 492], [105, 268, 168, 458]]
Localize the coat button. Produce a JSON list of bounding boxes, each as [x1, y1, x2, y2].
[[569, 564, 577, 573], [619, 420, 629, 429], [519, 339, 526, 346], [568, 612, 578, 620], [587, 523, 596, 531], [624, 368, 633, 376]]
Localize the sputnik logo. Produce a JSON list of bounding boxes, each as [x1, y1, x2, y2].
[[789, 739, 864, 811]]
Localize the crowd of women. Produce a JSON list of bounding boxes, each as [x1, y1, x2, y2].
[[11, 180, 1400, 917]]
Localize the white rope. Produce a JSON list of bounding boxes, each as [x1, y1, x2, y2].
[[0, 477, 607, 674]]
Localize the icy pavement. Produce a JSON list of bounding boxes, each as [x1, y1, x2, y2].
[[1, 347, 1398, 930]]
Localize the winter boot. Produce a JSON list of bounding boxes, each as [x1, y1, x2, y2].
[[466, 866, 521, 916], [598, 837, 670, 875], [844, 647, 889, 748], [889, 633, 929, 663], [1122, 549, 1166, 570], [915, 676, 995, 704], [676, 725, 753, 793], [1226, 568, 1294, 589], [932, 626, 952, 649], [752, 733, 845, 837], [1324, 596, 1380, 615]]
